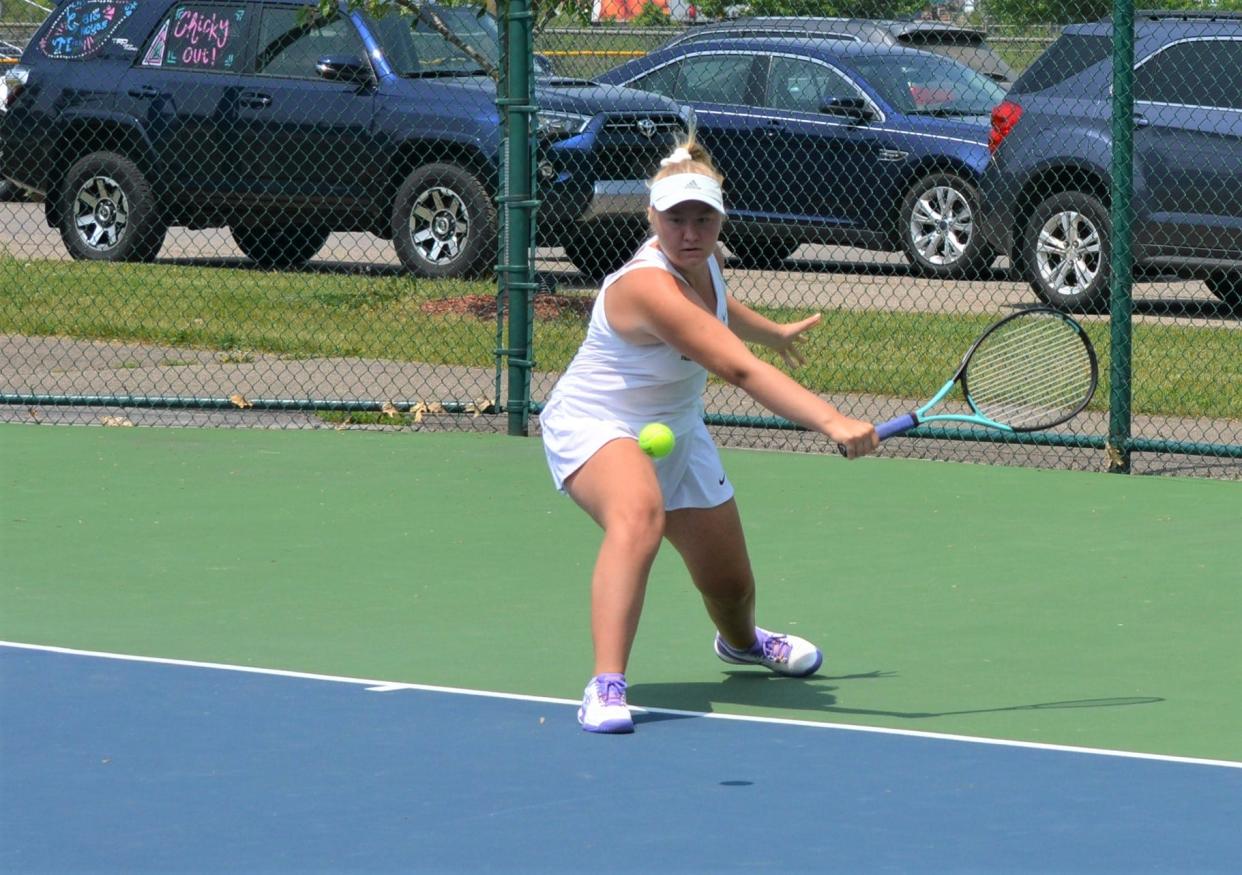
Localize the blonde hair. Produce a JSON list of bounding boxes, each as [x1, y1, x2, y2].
[[650, 122, 723, 186]]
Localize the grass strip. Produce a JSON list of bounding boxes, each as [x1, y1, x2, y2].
[[1, 259, 1237, 419]]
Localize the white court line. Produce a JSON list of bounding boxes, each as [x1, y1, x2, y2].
[[4, 640, 1239, 771]]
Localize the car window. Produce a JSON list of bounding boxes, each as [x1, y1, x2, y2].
[[39, 0, 144, 60], [920, 44, 1015, 84], [628, 61, 680, 98], [851, 54, 1005, 116], [139, 3, 249, 71], [367, 7, 499, 76], [763, 56, 858, 113], [672, 54, 754, 105], [1137, 39, 1242, 110], [254, 7, 364, 78], [1011, 33, 1110, 94]]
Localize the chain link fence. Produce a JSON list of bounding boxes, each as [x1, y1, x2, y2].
[[1, 1, 1238, 476]]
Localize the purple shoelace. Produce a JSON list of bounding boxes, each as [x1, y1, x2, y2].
[[595, 673, 627, 705], [758, 632, 791, 663]]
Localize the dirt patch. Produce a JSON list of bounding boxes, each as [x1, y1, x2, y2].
[[420, 293, 593, 320]]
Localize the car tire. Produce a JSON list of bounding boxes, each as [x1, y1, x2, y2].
[[58, 152, 166, 263], [231, 224, 331, 269], [391, 163, 495, 279], [726, 233, 800, 270], [1204, 270, 1242, 309], [1021, 191, 1111, 313], [563, 221, 648, 280], [899, 172, 992, 279]]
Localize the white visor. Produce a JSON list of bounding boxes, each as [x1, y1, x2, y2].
[[649, 173, 726, 215]]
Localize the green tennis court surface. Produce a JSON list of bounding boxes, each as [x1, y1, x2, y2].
[[2, 423, 1238, 763]]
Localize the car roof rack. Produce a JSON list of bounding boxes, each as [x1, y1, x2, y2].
[[1132, 9, 1242, 21]]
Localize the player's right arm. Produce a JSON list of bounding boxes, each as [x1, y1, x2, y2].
[[607, 269, 878, 457]]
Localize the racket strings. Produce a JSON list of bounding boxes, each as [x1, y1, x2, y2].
[[968, 327, 1092, 425], [964, 315, 1095, 429], [971, 341, 1090, 417]]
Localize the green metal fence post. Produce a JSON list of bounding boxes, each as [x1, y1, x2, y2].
[[1108, 0, 1136, 473], [497, 0, 538, 437]]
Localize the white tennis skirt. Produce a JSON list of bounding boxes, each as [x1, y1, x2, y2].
[[539, 402, 733, 511]]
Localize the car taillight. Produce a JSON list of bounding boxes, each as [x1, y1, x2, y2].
[[1, 65, 30, 112], [989, 100, 1022, 155]]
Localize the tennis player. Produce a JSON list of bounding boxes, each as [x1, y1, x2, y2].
[[540, 131, 879, 733]]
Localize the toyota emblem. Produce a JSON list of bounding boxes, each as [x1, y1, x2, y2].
[[636, 118, 657, 138]]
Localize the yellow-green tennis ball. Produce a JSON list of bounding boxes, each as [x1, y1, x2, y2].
[[638, 423, 675, 459]]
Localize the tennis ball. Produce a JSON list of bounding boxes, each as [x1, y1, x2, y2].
[[638, 422, 676, 459]]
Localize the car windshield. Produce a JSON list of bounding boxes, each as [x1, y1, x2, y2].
[[366, 6, 498, 77], [850, 53, 1007, 115]]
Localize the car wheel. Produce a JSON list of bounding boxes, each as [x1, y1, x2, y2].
[[1022, 191, 1111, 313], [900, 172, 991, 278], [391, 163, 495, 279], [58, 152, 166, 262], [231, 224, 331, 269], [726, 233, 800, 270], [563, 222, 648, 280], [1204, 270, 1242, 309]]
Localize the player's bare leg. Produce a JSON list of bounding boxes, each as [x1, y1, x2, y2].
[[666, 499, 822, 677], [664, 499, 756, 649], [563, 438, 665, 676]]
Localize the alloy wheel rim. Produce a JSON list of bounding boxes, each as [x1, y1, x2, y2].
[[408, 186, 469, 266], [73, 175, 129, 252], [910, 185, 972, 266], [1036, 209, 1101, 298]]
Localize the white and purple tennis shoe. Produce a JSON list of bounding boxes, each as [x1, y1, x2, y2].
[[714, 627, 822, 677], [578, 673, 634, 734]]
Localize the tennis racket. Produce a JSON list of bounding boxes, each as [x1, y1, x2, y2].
[[840, 307, 1098, 455]]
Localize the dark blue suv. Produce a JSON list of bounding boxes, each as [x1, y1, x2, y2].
[[598, 37, 1004, 277], [0, 0, 684, 277], [979, 12, 1242, 312]]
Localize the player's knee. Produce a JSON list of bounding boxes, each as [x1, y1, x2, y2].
[[607, 501, 665, 553], [697, 576, 755, 605]]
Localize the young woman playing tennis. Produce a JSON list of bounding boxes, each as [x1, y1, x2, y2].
[[539, 132, 879, 733]]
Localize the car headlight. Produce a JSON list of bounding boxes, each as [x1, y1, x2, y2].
[[2, 66, 30, 113], [536, 110, 591, 137]]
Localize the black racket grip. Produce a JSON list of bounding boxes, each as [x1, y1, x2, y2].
[[836, 414, 919, 457]]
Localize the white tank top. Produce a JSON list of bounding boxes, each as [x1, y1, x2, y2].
[[545, 238, 729, 433]]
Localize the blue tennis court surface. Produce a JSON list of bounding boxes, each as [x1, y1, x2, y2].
[[3, 642, 1239, 873]]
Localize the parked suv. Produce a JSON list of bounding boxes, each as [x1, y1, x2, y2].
[[980, 12, 1242, 312], [0, 0, 684, 277], [599, 38, 1003, 277], [665, 17, 1016, 86]]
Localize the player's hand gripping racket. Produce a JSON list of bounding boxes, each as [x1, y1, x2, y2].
[[840, 307, 1098, 456]]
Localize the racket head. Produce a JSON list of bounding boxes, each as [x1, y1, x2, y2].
[[959, 307, 1098, 432]]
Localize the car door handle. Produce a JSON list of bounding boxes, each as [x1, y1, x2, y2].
[[1133, 113, 1150, 128], [240, 92, 273, 108], [127, 86, 159, 99]]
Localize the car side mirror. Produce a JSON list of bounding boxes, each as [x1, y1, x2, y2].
[[534, 53, 556, 75], [821, 97, 872, 122], [316, 55, 374, 85]]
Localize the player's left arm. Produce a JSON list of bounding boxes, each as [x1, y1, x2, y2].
[[726, 295, 822, 370]]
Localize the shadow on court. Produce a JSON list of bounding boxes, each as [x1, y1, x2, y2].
[[629, 673, 1165, 725]]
